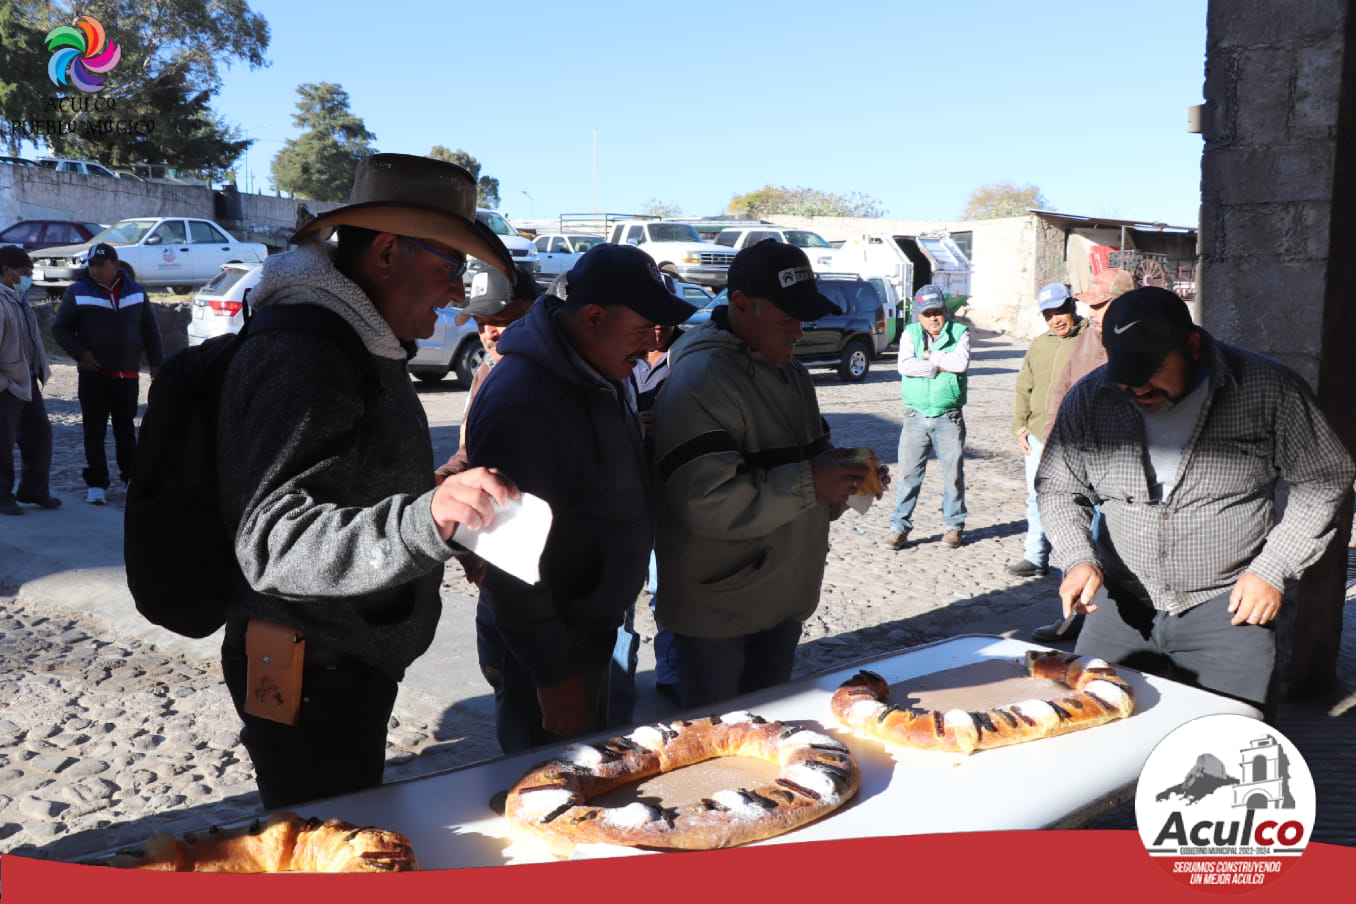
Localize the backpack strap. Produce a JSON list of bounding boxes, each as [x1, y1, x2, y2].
[[243, 304, 380, 392]]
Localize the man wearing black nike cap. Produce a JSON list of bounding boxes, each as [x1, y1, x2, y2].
[[1036, 286, 1353, 714], [651, 240, 881, 709]]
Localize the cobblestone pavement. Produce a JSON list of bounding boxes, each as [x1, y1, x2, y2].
[[3, 325, 1353, 864]]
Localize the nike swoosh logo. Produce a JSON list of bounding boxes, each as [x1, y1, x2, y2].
[[1113, 320, 1141, 335]]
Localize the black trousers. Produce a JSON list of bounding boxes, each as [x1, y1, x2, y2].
[[77, 370, 139, 488], [222, 642, 399, 810], [475, 600, 615, 755], [0, 376, 53, 503]]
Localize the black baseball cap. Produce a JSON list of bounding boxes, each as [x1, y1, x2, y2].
[[1101, 287, 1197, 386], [87, 243, 118, 264], [726, 239, 840, 320], [565, 243, 697, 326]]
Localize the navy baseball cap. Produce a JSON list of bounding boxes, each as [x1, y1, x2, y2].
[[914, 284, 946, 314], [565, 243, 697, 326], [726, 239, 839, 320], [87, 243, 118, 264], [1101, 287, 1197, 386]]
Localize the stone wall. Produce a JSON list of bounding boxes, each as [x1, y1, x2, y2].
[[0, 165, 340, 250], [1198, 0, 1355, 696]]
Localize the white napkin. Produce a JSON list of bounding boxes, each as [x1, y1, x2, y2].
[[847, 492, 875, 515], [451, 492, 553, 584]]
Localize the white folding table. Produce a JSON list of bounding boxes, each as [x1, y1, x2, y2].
[[230, 635, 1263, 868]]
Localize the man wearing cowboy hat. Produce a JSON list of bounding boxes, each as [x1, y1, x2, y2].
[[466, 242, 698, 753], [215, 153, 521, 808]]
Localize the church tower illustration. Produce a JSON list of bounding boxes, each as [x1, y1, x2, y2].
[[1232, 734, 1294, 809]]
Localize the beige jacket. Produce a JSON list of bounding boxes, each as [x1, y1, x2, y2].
[[0, 283, 34, 401]]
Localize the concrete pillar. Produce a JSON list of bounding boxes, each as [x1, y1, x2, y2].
[[1198, 0, 1355, 698]]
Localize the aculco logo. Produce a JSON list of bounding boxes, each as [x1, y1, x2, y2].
[[1135, 714, 1314, 893], [776, 266, 812, 289]]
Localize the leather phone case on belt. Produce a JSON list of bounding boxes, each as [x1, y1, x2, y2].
[[244, 619, 305, 726]]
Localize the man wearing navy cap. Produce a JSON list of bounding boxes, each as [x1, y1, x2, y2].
[[652, 239, 879, 709], [467, 242, 698, 752], [1037, 287, 1353, 713]]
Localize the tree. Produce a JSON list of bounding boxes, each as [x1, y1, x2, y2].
[[428, 145, 500, 208], [271, 83, 375, 202], [960, 182, 1050, 220], [641, 198, 682, 218], [727, 185, 883, 219], [0, 0, 269, 178]]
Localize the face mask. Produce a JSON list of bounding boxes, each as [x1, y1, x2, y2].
[[15, 275, 32, 296]]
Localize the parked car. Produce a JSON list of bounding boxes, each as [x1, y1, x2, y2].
[[466, 209, 538, 286], [408, 307, 485, 386], [0, 155, 39, 167], [683, 275, 887, 382], [35, 157, 118, 178], [30, 216, 268, 295], [713, 226, 837, 271], [186, 263, 263, 347], [0, 219, 103, 253], [533, 233, 604, 282]]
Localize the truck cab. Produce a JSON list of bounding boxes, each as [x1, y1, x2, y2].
[[607, 220, 735, 289]]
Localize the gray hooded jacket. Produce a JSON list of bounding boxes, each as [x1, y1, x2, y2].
[[216, 241, 460, 680]]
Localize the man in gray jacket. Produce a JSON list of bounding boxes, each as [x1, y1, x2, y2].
[[215, 153, 519, 808], [653, 240, 878, 709]]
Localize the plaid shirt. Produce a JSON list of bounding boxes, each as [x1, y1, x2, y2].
[[1037, 332, 1354, 613]]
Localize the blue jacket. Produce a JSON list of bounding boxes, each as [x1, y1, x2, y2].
[[52, 272, 164, 372], [467, 297, 653, 687]]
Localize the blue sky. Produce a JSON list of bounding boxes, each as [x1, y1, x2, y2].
[[213, 0, 1207, 227]]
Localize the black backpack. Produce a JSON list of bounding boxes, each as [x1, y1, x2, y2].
[[124, 304, 372, 638]]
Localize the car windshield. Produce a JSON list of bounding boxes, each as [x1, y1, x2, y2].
[[200, 266, 252, 295], [647, 223, 701, 243], [572, 235, 603, 252], [89, 219, 156, 245], [476, 211, 520, 237], [786, 231, 831, 249]]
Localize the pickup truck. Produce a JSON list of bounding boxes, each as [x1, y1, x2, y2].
[[533, 233, 604, 282], [712, 225, 837, 271], [31, 217, 268, 294], [607, 220, 735, 288]]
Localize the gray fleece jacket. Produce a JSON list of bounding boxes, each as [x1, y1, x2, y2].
[[216, 241, 459, 680]]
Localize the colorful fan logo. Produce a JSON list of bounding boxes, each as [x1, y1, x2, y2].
[[45, 15, 121, 93]]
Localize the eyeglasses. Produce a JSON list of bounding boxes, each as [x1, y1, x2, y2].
[[406, 237, 468, 283]]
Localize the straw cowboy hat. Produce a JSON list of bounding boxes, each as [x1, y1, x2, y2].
[[291, 153, 515, 279]]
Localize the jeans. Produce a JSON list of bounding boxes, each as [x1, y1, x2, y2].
[[1022, 433, 1051, 567], [675, 619, 803, 710], [889, 408, 967, 533], [609, 603, 639, 726], [1075, 582, 1276, 715], [77, 370, 139, 488]]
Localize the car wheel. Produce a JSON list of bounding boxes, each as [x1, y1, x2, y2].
[[837, 339, 871, 382], [413, 369, 448, 384], [454, 338, 487, 386]]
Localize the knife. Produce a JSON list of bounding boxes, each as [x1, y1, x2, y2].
[[1055, 599, 1086, 636]]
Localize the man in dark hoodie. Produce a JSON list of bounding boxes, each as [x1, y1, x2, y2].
[[51, 242, 163, 505], [215, 154, 520, 808], [466, 242, 697, 753]]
